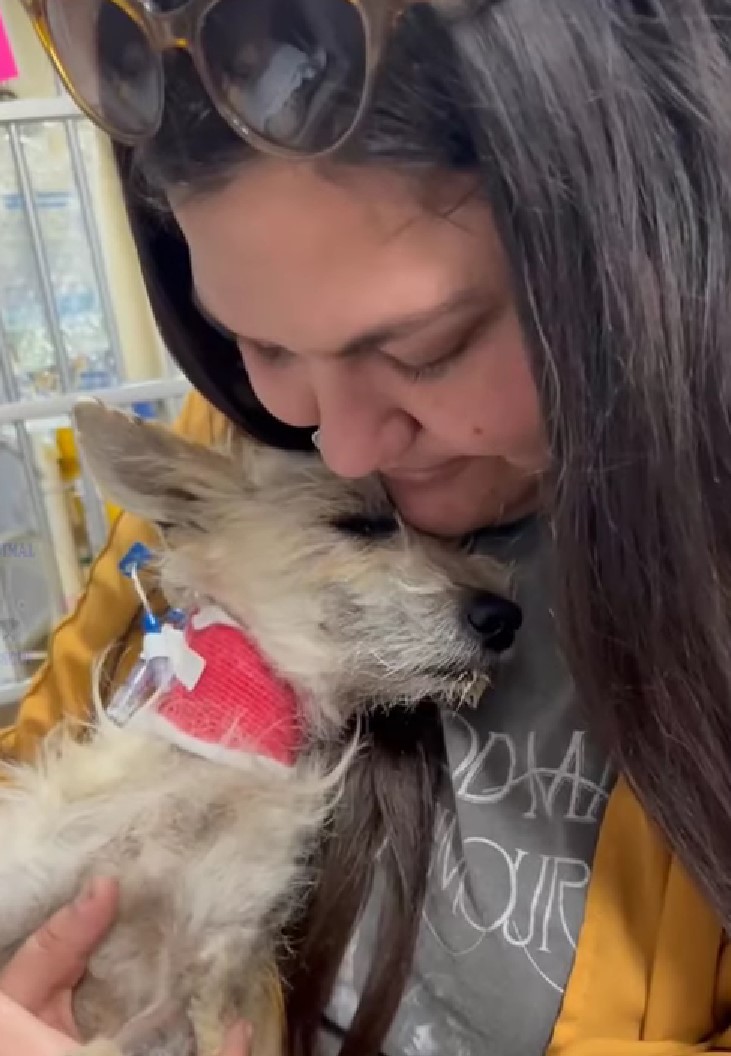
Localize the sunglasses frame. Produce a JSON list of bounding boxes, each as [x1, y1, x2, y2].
[[20, 0, 401, 157]]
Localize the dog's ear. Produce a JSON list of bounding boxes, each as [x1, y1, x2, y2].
[[73, 401, 242, 526]]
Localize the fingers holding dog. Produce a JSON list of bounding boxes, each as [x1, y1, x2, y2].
[[0, 877, 119, 1037]]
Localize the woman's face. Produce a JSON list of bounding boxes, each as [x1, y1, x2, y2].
[[173, 162, 549, 537]]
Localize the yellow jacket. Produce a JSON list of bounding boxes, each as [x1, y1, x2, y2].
[[3, 390, 731, 1055]]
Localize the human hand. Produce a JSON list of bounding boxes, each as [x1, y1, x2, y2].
[[0, 876, 120, 1044], [0, 876, 251, 1055]]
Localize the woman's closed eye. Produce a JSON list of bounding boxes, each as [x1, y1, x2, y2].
[[239, 341, 293, 368], [392, 332, 476, 382], [382, 310, 492, 383], [240, 312, 491, 383]]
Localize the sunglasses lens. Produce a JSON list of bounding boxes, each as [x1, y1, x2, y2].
[[46, 0, 162, 139], [199, 0, 368, 154]]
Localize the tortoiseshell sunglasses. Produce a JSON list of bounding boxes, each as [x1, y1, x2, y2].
[[20, 0, 410, 156]]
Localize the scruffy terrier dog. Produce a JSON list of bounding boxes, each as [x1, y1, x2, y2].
[[0, 403, 521, 1056]]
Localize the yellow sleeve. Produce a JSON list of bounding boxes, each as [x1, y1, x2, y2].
[[550, 779, 731, 1055], [0, 391, 232, 764]]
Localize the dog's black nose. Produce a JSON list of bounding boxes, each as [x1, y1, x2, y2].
[[464, 592, 523, 653]]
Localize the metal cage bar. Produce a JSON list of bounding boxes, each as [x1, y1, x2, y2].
[[8, 123, 72, 392], [0, 378, 190, 424], [0, 314, 67, 622], [65, 120, 126, 385], [0, 96, 82, 126]]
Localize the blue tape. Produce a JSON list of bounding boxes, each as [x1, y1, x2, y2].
[[142, 609, 162, 634], [119, 542, 154, 579]]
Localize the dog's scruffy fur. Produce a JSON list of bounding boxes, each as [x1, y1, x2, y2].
[[0, 403, 511, 1056]]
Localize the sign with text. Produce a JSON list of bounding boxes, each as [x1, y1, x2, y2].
[[0, 15, 18, 83]]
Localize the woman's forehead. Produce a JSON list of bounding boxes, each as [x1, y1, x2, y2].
[[174, 163, 506, 351]]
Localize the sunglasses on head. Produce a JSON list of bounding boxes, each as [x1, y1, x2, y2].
[[20, 0, 414, 157]]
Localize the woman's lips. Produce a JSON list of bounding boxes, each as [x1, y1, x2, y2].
[[382, 458, 466, 485]]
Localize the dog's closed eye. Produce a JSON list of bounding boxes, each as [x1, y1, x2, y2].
[[332, 514, 400, 540]]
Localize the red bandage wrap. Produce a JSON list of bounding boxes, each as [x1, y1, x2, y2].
[[131, 608, 302, 768]]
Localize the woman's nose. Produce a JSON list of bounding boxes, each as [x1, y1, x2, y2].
[[313, 370, 415, 479], [316, 408, 415, 479]]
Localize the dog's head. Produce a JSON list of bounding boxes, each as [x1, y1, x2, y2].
[[74, 402, 521, 730]]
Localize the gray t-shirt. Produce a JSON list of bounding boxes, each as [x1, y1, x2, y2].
[[321, 518, 615, 1055]]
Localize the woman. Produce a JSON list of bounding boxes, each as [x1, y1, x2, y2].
[[4, 0, 731, 1054]]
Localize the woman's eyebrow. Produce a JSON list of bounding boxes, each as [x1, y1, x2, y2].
[[332, 288, 484, 357], [192, 286, 483, 357]]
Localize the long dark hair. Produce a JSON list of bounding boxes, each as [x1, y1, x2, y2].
[[114, 1, 731, 1051]]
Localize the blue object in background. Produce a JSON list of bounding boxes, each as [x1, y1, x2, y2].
[[131, 401, 158, 420], [77, 368, 114, 391]]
